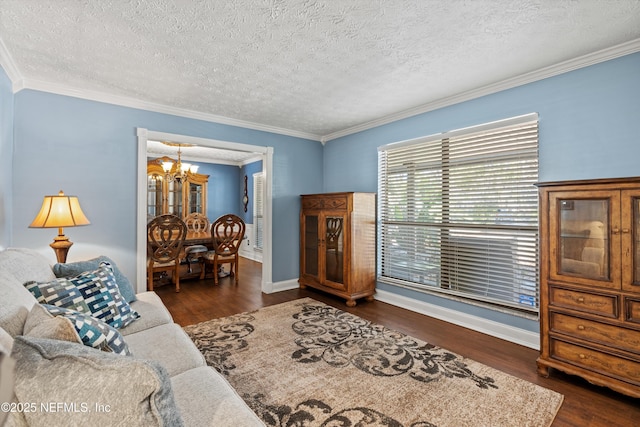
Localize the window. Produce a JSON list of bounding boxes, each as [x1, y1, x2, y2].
[[377, 113, 539, 313], [253, 172, 264, 250]]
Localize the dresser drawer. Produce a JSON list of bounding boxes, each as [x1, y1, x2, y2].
[[301, 195, 349, 211], [626, 297, 640, 325], [550, 339, 640, 386], [549, 286, 618, 318], [550, 312, 640, 355]]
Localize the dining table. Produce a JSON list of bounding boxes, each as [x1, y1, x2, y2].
[[183, 230, 214, 247]]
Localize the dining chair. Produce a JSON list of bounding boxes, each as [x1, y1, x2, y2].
[[199, 214, 246, 285], [183, 212, 210, 273], [147, 214, 188, 292]]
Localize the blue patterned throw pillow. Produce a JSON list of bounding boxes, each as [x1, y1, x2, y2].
[[95, 262, 140, 328], [24, 263, 139, 329], [43, 305, 131, 356], [53, 255, 137, 303], [24, 280, 91, 314]]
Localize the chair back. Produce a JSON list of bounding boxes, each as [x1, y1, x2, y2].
[[211, 214, 246, 256], [185, 212, 210, 232], [147, 214, 188, 263]]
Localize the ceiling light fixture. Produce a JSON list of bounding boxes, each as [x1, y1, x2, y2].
[[161, 142, 199, 182]]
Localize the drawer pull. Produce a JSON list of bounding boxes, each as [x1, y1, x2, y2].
[[577, 325, 585, 331], [579, 353, 586, 359], [577, 297, 585, 303]]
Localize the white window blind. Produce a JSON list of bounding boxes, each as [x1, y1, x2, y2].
[[253, 172, 264, 250], [378, 113, 539, 313]]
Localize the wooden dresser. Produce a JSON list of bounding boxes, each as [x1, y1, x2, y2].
[[299, 192, 376, 306], [537, 177, 640, 398]]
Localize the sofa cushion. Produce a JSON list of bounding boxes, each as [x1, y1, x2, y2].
[[171, 366, 264, 426], [0, 335, 16, 427], [0, 269, 37, 337], [42, 305, 131, 356], [125, 323, 204, 376], [23, 304, 81, 345], [53, 255, 137, 303], [121, 292, 173, 335], [11, 336, 184, 427], [0, 326, 13, 354], [24, 262, 139, 329], [0, 248, 56, 284]]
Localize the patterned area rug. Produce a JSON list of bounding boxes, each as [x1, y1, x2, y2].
[[184, 298, 563, 427]]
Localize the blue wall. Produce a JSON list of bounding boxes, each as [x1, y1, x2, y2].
[[323, 52, 640, 332], [0, 66, 13, 248], [4, 51, 640, 334], [195, 161, 243, 220], [240, 160, 263, 224], [9, 89, 323, 283]]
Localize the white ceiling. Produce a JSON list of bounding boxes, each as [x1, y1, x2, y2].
[[146, 139, 263, 165], [1, 0, 640, 142]]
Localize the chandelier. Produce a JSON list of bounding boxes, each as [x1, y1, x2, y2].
[[161, 142, 199, 182]]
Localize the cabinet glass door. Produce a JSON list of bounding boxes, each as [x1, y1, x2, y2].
[[634, 196, 640, 285], [324, 216, 345, 285], [303, 214, 319, 278], [550, 191, 620, 289], [622, 191, 640, 291], [167, 180, 182, 217], [187, 182, 203, 215], [147, 175, 163, 219]]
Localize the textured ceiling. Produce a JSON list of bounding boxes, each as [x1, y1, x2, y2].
[[1, 0, 640, 141], [146, 139, 263, 165]]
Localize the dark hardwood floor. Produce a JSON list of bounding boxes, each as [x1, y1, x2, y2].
[[155, 257, 639, 427]]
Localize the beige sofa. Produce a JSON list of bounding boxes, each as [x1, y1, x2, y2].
[[0, 248, 263, 426]]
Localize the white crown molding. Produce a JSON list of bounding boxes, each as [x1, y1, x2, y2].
[[0, 37, 22, 88], [17, 77, 323, 142], [241, 155, 265, 166], [322, 38, 640, 142], [3, 37, 639, 144]]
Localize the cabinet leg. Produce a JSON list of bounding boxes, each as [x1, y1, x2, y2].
[[537, 361, 550, 377], [299, 283, 307, 289], [365, 295, 375, 302], [346, 299, 357, 307]]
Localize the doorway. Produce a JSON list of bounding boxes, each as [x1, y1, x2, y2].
[[136, 128, 274, 294]]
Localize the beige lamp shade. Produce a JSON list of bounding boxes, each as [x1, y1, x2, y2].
[[29, 191, 90, 228], [29, 190, 90, 263]]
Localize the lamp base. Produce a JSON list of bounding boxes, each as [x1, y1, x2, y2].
[[50, 235, 73, 264]]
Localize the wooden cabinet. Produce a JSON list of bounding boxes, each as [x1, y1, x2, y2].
[[147, 157, 209, 220], [299, 192, 376, 306], [537, 177, 640, 398]]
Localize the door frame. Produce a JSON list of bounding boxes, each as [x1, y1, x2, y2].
[[136, 128, 274, 293]]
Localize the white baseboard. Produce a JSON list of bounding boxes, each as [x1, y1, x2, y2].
[[374, 289, 540, 350], [239, 223, 263, 262], [240, 249, 262, 263], [263, 278, 299, 294], [265, 280, 539, 349]]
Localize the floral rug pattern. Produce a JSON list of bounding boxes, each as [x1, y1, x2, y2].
[[290, 303, 497, 389], [184, 298, 563, 427]]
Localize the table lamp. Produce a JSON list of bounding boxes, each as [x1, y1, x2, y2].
[[29, 190, 91, 263]]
